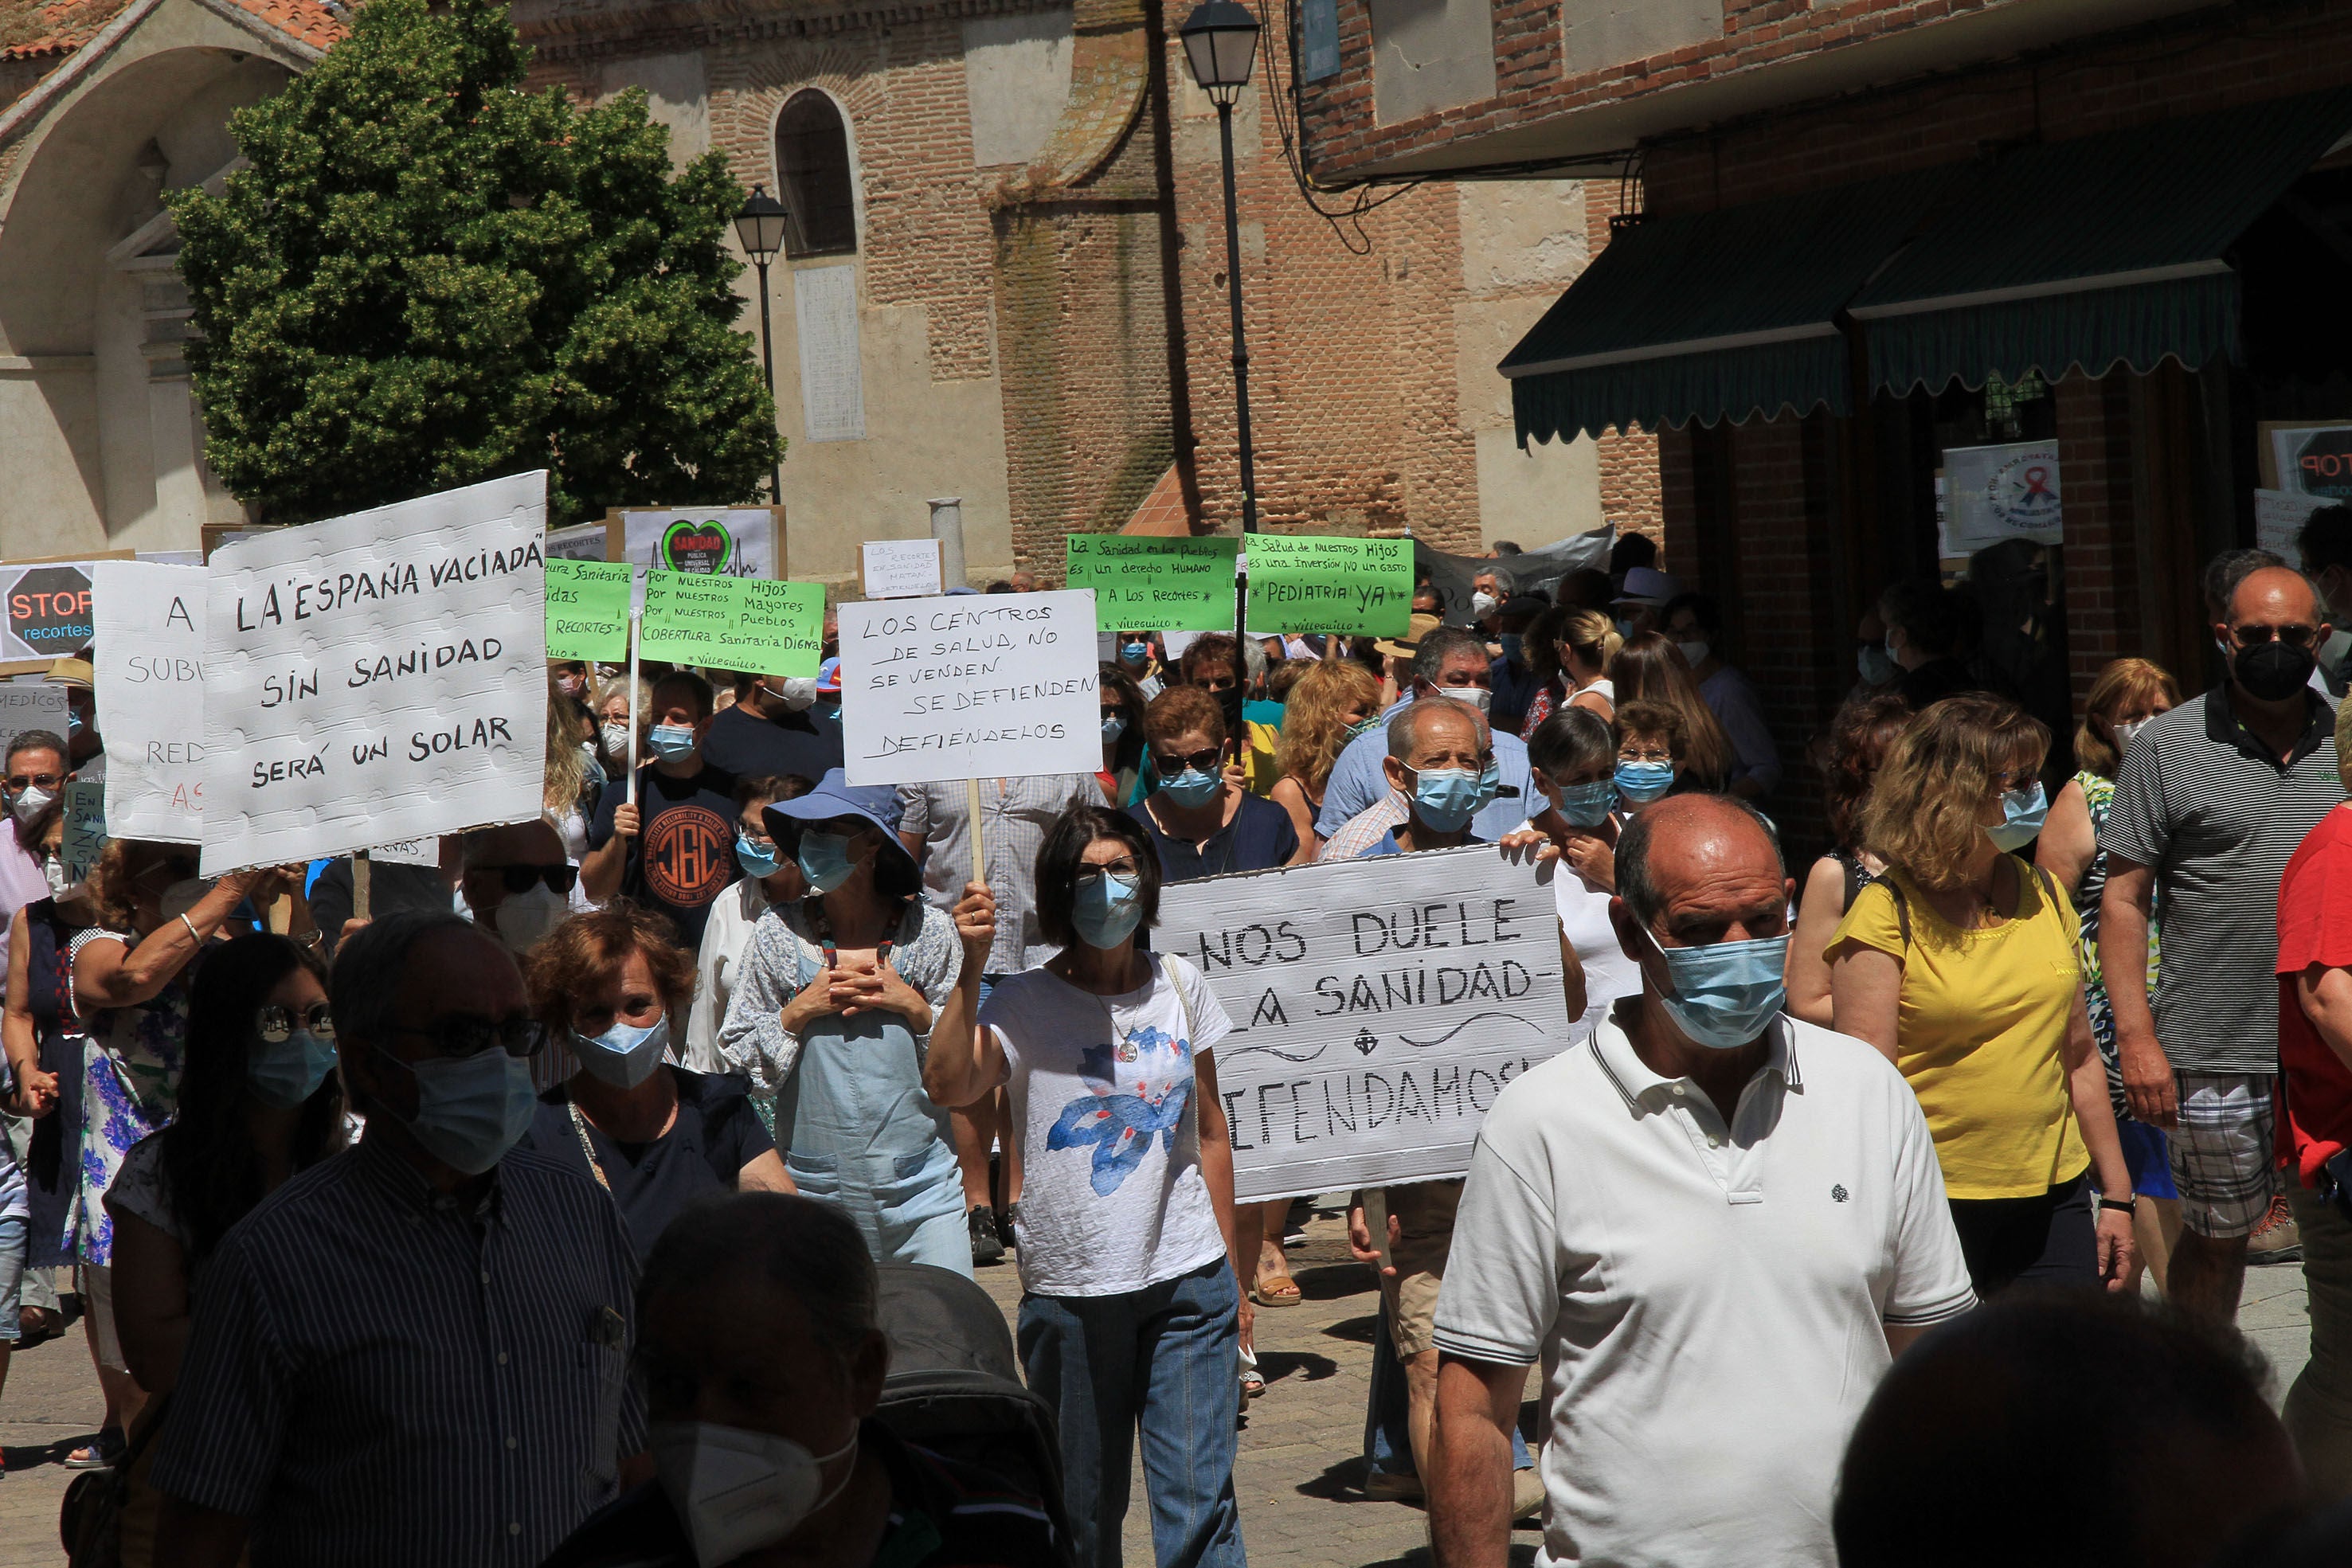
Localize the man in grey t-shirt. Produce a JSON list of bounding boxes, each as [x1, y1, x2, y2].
[[2100, 565, 2342, 1327]]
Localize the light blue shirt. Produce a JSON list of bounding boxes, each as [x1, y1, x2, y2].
[[1317, 720, 1533, 843]]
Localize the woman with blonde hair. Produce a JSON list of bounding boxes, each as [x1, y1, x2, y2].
[[543, 691, 601, 886], [2036, 657, 2185, 1292], [1520, 606, 1620, 736], [1828, 694, 2137, 1299], [1607, 633, 1736, 792], [1270, 659, 1381, 853]]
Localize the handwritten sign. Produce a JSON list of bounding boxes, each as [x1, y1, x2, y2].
[[1066, 535, 1239, 632], [367, 839, 443, 868], [92, 561, 207, 844], [0, 682, 70, 768], [1155, 844, 1571, 1202], [2258, 487, 2330, 558], [1243, 536, 1412, 637], [200, 471, 548, 874], [861, 539, 945, 600], [545, 559, 633, 663], [1942, 440, 2063, 553], [727, 580, 824, 678], [61, 780, 105, 883], [839, 589, 1099, 786]]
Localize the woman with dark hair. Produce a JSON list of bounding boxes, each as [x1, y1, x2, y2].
[[1785, 694, 1912, 1026], [925, 801, 1247, 1568], [2, 799, 86, 1362], [684, 774, 813, 1094], [1097, 663, 1150, 807], [521, 904, 789, 1257], [1520, 706, 1636, 1034], [719, 770, 972, 1274], [1606, 633, 1736, 792]]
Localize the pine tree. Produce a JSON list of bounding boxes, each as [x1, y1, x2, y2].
[[170, 0, 781, 523]]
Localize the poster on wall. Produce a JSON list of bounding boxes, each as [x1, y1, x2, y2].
[[1940, 440, 2062, 556], [2260, 423, 2352, 502], [606, 508, 785, 580]]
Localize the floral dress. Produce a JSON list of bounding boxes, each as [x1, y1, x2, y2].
[[2076, 770, 2158, 1121], [70, 929, 194, 1268]]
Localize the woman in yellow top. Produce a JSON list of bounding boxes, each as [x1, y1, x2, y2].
[[1827, 694, 2137, 1299]]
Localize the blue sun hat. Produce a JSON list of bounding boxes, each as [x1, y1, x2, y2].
[[762, 768, 912, 872]]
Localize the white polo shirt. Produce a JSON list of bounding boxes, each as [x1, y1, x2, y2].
[[1433, 1010, 1974, 1568]]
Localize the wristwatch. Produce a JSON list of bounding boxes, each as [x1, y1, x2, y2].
[[2096, 1195, 2137, 1213]]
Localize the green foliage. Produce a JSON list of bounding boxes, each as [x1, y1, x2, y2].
[[170, 0, 781, 523]]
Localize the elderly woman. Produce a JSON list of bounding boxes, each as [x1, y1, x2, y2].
[[719, 770, 971, 1275], [519, 904, 788, 1257]]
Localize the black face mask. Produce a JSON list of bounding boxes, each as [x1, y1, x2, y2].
[[2236, 639, 2317, 703]]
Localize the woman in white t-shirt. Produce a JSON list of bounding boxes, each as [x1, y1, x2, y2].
[[926, 800, 1249, 1568], [1506, 706, 1643, 1038]]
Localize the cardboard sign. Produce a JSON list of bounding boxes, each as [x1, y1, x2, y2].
[[861, 538, 945, 600], [729, 580, 825, 678], [200, 471, 550, 874], [2257, 487, 2330, 558], [367, 839, 443, 868], [0, 551, 133, 668], [1156, 844, 1572, 1202], [1941, 440, 2063, 553], [545, 559, 633, 663], [0, 682, 70, 767], [92, 561, 207, 844], [1243, 536, 1412, 637], [2264, 423, 2352, 500], [1065, 535, 1239, 632], [61, 780, 105, 884], [839, 588, 1100, 786], [611, 508, 784, 580], [545, 522, 609, 562]]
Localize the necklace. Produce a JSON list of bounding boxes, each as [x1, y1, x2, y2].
[[1082, 956, 1153, 1062]]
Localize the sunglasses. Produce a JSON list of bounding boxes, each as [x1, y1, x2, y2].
[[475, 864, 579, 895], [2233, 624, 2319, 649], [257, 1003, 335, 1044], [389, 1014, 549, 1060], [1150, 747, 1223, 776], [4, 772, 61, 792]]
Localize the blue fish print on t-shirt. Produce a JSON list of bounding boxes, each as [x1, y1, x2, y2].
[[1046, 1023, 1192, 1196]]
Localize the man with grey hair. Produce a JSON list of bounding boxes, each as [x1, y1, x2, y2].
[[1319, 627, 1540, 855], [151, 911, 645, 1568], [1426, 794, 1973, 1567]]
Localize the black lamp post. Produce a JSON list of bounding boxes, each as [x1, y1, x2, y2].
[[1179, 0, 1262, 714], [733, 186, 791, 503]]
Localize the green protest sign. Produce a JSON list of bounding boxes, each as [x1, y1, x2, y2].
[[1065, 534, 1240, 632], [1244, 535, 1413, 636], [544, 558, 633, 661], [62, 780, 105, 884], [724, 579, 826, 678], [639, 570, 743, 665]]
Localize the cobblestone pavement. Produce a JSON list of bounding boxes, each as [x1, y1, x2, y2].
[[0, 1210, 2317, 1568]]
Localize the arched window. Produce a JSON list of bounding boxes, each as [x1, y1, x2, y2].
[[775, 91, 859, 259]]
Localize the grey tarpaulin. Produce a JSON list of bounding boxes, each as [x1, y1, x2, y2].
[[1417, 526, 1614, 627]]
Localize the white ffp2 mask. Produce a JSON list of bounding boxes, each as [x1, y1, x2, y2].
[[652, 1420, 859, 1566]]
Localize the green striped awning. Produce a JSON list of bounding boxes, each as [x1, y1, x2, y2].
[[1852, 86, 2352, 394]]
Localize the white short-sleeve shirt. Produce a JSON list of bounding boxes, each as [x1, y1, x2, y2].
[[1434, 1010, 1974, 1568]]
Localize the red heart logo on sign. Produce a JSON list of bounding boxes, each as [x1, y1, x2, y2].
[[663, 520, 733, 575]]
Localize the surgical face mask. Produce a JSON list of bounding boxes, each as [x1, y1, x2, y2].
[[1638, 924, 1790, 1050], [573, 1015, 670, 1090], [2320, 628, 2352, 680], [1614, 617, 1636, 639], [652, 1420, 860, 1567], [249, 1029, 337, 1110], [1101, 712, 1128, 744], [601, 721, 634, 756], [1407, 765, 1483, 834], [1985, 781, 2049, 853], [492, 881, 569, 952], [42, 854, 73, 901], [1500, 632, 1524, 666], [556, 673, 587, 699], [1471, 591, 1499, 617], [737, 833, 781, 881], [1857, 645, 1899, 686], [1615, 759, 1675, 805], [761, 677, 819, 714], [388, 1046, 538, 1175], [1120, 641, 1151, 665], [1436, 682, 1493, 715], [10, 784, 54, 827], [1552, 776, 1618, 829], [649, 723, 698, 763], [2111, 718, 2150, 756], [1160, 767, 1222, 810], [1348, 714, 1384, 741], [1071, 869, 1145, 949], [2236, 638, 2318, 703], [1674, 639, 1710, 667], [796, 830, 861, 894], [65, 707, 83, 737]]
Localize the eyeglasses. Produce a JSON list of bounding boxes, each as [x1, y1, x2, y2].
[[1150, 747, 1223, 775], [1618, 746, 1673, 764], [4, 772, 61, 792], [1073, 862, 1141, 890], [256, 1003, 335, 1043], [389, 1015, 548, 1060], [475, 864, 579, 896], [2233, 624, 2319, 649], [1198, 675, 1237, 693]]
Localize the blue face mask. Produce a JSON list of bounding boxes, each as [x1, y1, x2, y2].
[[1500, 632, 1524, 666], [1477, 761, 1501, 808], [649, 723, 696, 762], [66, 707, 83, 736], [249, 1029, 336, 1110], [1102, 712, 1128, 744], [1120, 642, 1150, 664], [1160, 768, 1221, 810], [573, 1015, 670, 1090], [385, 1046, 538, 1175], [1857, 645, 1898, 686], [1639, 925, 1791, 1050], [1407, 766, 1484, 834], [1615, 760, 1675, 805], [1552, 777, 1618, 829], [796, 830, 860, 894], [1072, 870, 1145, 949], [736, 834, 781, 880], [1985, 781, 2049, 853]]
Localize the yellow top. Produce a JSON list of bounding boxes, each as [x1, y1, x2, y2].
[[1827, 858, 2089, 1200]]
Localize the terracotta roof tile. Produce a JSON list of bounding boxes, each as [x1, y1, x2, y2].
[[1117, 463, 1194, 537], [0, 0, 345, 61]]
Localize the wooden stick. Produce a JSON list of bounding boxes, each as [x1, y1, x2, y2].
[[1363, 1187, 1392, 1275], [626, 612, 643, 811], [965, 776, 985, 886], [353, 850, 372, 924]]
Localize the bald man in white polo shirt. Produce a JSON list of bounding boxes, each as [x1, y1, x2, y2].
[[1425, 795, 1974, 1568]]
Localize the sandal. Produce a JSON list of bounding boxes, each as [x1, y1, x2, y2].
[[1239, 1347, 1266, 1399], [1252, 1272, 1303, 1308], [64, 1428, 123, 1470]]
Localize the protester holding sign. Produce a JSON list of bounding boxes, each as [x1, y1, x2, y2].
[[927, 801, 1250, 1568], [1318, 629, 1533, 855], [718, 772, 971, 1275], [584, 671, 740, 950]]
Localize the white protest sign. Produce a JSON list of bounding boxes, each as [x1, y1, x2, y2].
[[1940, 440, 2062, 555], [367, 839, 443, 868], [2257, 487, 2329, 558], [200, 471, 549, 874], [1155, 844, 1572, 1202], [93, 561, 207, 844], [860, 538, 945, 600], [839, 589, 1099, 786], [0, 682, 70, 767]]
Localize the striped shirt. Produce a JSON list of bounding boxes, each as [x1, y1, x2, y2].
[[900, 776, 1101, 975], [1317, 793, 1411, 862], [150, 1133, 644, 1568], [2100, 684, 2342, 1075]]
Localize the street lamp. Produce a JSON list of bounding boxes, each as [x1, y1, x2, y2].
[[1179, 0, 1262, 716], [733, 185, 791, 503]]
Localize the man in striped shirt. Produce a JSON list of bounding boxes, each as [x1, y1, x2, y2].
[[151, 912, 644, 1568]]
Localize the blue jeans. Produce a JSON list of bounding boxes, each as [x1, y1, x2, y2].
[[0, 1214, 25, 1343], [1018, 1258, 1247, 1568], [1364, 1309, 1529, 1476]]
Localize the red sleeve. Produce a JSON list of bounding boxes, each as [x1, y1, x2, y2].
[[2278, 812, 2352, 975]]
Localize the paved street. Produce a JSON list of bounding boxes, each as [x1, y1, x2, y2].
[[0, 1204, 2318, 1567]]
